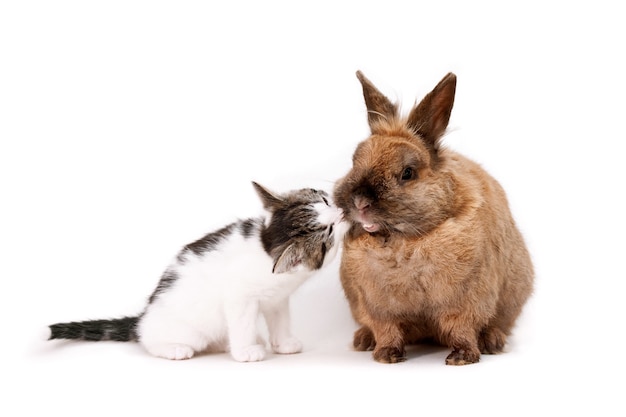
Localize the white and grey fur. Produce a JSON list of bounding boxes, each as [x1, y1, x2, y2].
[[48, 182, 346, 362]]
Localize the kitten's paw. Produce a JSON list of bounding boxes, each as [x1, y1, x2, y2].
[[147, 343, 195, 360], [231, 344, 266, 362], [272, 337, 303, 354]]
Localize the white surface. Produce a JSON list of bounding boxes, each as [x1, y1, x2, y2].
[[2, 1, 624, 415]]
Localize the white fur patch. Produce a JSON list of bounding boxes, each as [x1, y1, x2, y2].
[[137, 226, 331, 362], [314, 202, 344, 226], [135, 193, 346, 362]]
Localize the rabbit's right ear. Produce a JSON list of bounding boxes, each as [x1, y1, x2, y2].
[[406, 73, 456, 149], [356, 71, 398, 131]]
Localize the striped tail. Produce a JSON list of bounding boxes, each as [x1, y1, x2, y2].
[[48, 316, 139, 342]]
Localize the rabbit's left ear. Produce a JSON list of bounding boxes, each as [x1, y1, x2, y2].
[[356, 71, 398, 131], [407, 73, 457, 149]]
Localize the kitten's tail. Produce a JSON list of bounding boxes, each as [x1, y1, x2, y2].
[[48, 316, 139, 342]]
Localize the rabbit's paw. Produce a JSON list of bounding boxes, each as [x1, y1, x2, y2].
[[373, 346, 406, 363], [445, 347, 480, 365], [231, 344, 266, 362], [478, 327, 507, 354], [272, 337, 302, 354], [353, 326, 376, 351]]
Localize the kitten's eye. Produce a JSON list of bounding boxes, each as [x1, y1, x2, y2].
[[400, 167, 416, 182], [328, 224, 334, 235], [322, 197, 330, 206]]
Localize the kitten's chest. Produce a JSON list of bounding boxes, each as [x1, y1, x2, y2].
[[214, 248, 309, 300], [235, 266, 309, 297], [170, 246, 308, 312]]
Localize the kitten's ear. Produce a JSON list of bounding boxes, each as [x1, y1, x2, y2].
[[356, 70, 398, 131], [252, 181, 283, 211], [272, 244, 302, 274], [406, 72, 456, 150]]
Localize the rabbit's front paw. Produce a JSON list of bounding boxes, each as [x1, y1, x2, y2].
[[478, 327, 507, 354], [373, 346, 406, 363], [353, 326, 376, 351], [445, 347, 480, 365]]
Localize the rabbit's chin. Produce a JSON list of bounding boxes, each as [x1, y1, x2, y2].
[[351, 212, 381, 233]]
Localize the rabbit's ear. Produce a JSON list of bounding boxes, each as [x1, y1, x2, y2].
[[356, 71, 398, 131], [252, 181, 283, 212], [407, 73, 457, 149]]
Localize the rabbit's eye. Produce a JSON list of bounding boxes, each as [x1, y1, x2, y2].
[[401, 167, 416, 181]]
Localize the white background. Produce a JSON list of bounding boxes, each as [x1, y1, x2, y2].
[[2, 1, 624, 415]]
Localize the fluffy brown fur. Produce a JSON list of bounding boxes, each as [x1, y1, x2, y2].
[[333, 71, 534, 365]]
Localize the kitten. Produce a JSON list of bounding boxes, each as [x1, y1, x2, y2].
[[48, 182, 346, 362]]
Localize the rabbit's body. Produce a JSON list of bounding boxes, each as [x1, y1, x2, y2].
[[334, 72, 533, 365]]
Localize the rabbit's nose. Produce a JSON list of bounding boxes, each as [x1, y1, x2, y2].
[[354, 196, 371, 212]]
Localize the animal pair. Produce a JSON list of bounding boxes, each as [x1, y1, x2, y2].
[[48, 71, 534, 365]]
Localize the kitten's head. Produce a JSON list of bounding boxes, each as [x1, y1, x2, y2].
[[253, 182, 347, 274]]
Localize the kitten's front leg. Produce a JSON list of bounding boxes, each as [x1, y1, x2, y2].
[[263, 298, 303, 355], [225, 300, 266, 362]]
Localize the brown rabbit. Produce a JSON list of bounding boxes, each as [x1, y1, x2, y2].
[[333, 71, 534, 365]]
